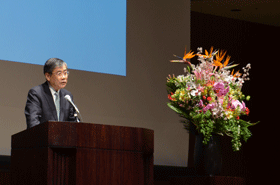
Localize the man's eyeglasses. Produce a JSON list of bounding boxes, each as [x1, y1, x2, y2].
[[53, 71, 69, 77]]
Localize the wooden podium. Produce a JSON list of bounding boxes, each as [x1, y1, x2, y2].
[[11, 121, 154, 185]]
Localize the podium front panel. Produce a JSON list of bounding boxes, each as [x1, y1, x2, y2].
[[11, 122, 154, 185]]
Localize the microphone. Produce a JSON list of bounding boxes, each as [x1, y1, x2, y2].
[[64, 95, 82, 122]]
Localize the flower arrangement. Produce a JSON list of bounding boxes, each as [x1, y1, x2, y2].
[[166, 47, 258, 151]]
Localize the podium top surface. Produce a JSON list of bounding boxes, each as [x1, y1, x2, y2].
[[12, 121, 154, 153]]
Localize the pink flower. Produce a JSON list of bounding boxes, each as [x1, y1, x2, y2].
[[198, 100, 204, 108], [231, 100, 246, 111], [242, 101, 246, 112], [194, 71, 202, 80], [203, 103, 215, 112], [213, 82, 224, 90], [218, 97, 224, 105], [197, 85, 204, 92], [213, 82, 229, 97]]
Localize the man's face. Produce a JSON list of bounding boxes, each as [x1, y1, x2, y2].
[[45, 64, 68, 91]]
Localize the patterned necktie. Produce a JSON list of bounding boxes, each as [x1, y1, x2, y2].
[[54, 92, 60, 121]]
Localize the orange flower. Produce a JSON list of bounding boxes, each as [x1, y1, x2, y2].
[[213, 60, 222, 68], [183, 50, 196, 60], [205, 47, 214, 58], [215, 50, 227, 63], [223, 55, 231, 67], [206, 80, 215, 87], [213, 50, 231, 69], [231, 69, 242, 78], [170, 47, 195, 64], [197, 46, 214, 59]]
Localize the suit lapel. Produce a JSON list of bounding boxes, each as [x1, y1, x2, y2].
[[42, 82, 58, 121]]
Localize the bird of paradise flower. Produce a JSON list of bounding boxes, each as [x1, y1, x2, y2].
[[213, 49, 239, 70], [170, 47, 196, 64], [170, 47, 196, 72], [170, 46, 241, 77]]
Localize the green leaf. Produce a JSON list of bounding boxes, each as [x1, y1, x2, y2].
[[224, 64, 239, 70], [167, 103, 189, 118], [167, 103, 181, 113]]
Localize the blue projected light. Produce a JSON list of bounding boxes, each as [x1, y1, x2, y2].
[[0, 0, 126, 76]]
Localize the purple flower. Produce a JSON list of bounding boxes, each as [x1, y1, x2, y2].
[[203, 103, 215, 112], [213, 82, 229, 97], [213, 82, 224, 90]]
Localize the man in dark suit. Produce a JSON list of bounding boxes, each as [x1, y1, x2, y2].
[[25, 58, 77, 129]]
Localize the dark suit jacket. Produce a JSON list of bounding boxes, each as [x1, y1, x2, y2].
[[25, 81, 76, 129]]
